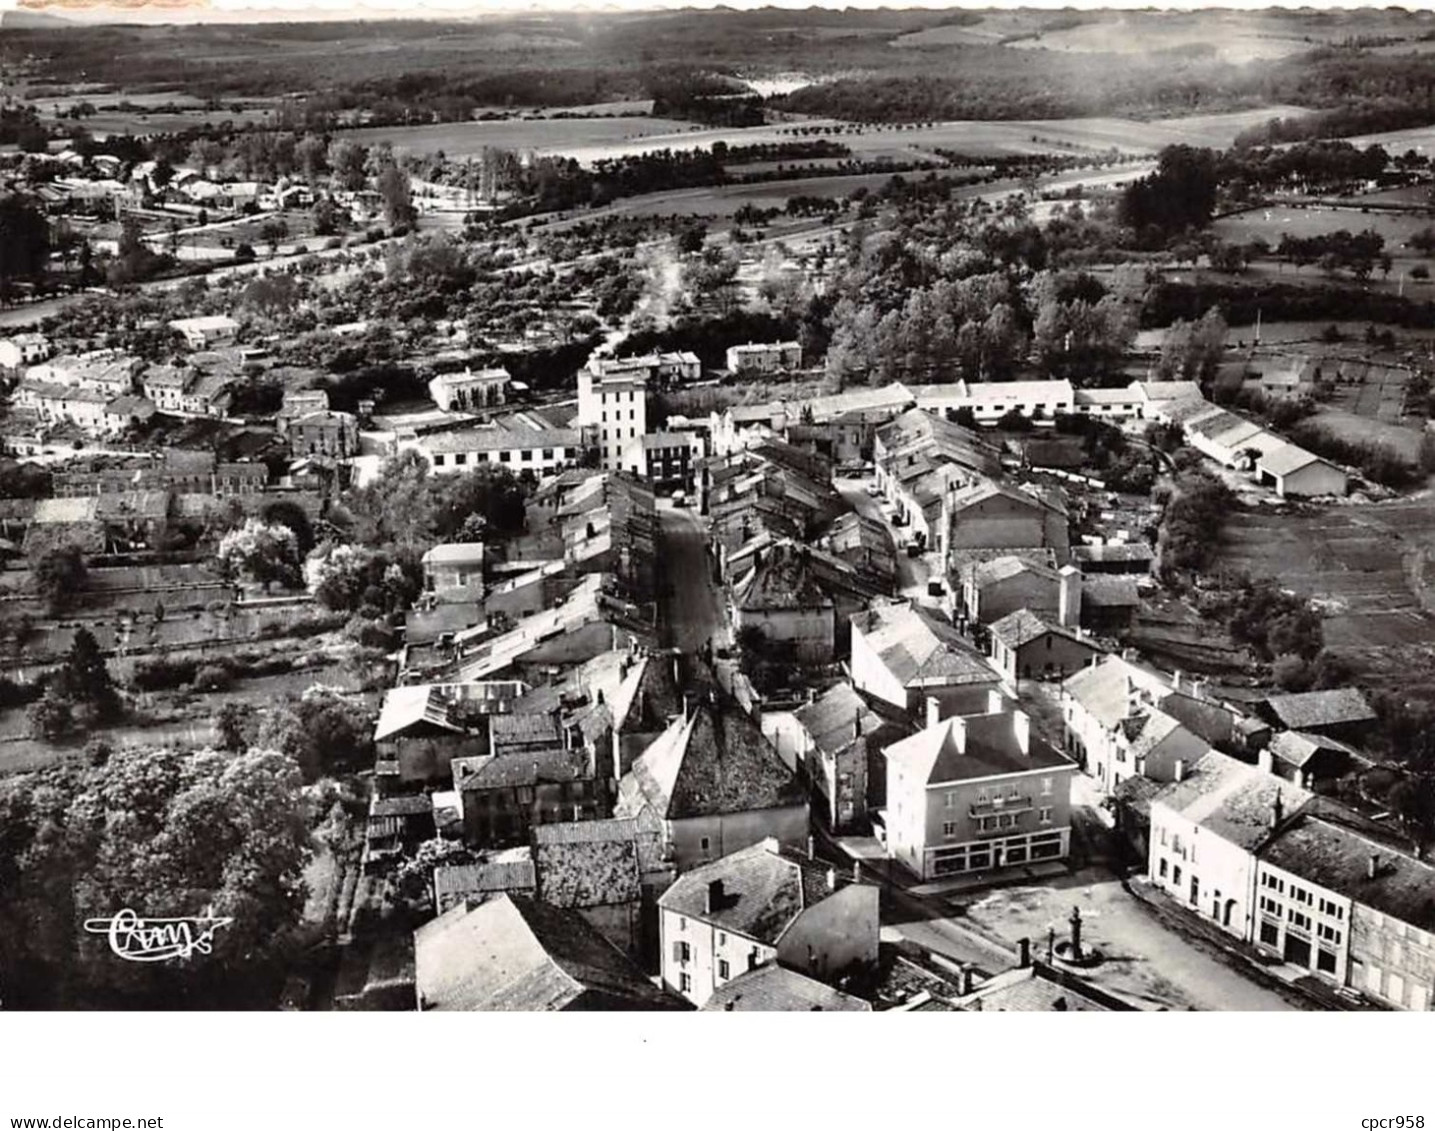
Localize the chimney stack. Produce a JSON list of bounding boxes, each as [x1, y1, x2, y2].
[[1017, 937, 1031, 968], [1173, 759, 1186, 783], [1270, 788, 1284, 829], [1058, 565, 1083, 629], [926, 696, 942, 730], [1171, 669, 1183, 694], [807, 835, 816, 860], [852, 861, 862, 884], [1257, 744, 1274, 774], [960, 966, 976, 995], [1012, 710, 1031, 755], [1368, 854, 1379, 880], [705, 880, 724, 914], [827, 867, 838, 893], [853, 710, 863, 741]]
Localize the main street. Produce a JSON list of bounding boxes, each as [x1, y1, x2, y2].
[[655, 501, 730, 655]]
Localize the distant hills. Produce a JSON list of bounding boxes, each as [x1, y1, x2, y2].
[[2, 8, 72, 27]]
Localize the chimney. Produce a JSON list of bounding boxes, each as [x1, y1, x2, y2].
[[1017, 937, 1031, 968], [530, 760, 540, 783], [1058, 565, 1082, 629], [853, 710, 863, 741], [671, 654, 681, 689], [706, 879, 724, 914], [1190, 678, 1209, 701], [960, 966, 976, 995], [1270, 788, 1284, 829], [807, 835, 816, 859], [926, 696, 942, 730], [827, 867, 838, 893], [987, 687, 1008, 715], [762, 836, 780, 854], [852, 861, 862, 884], [1170, 668, 1183, 694], [1012, 710, 1031, 755], [1367, 854, 1379, 880], [1257, 744, 1274, 774], [1173, 759, 1186, 783]]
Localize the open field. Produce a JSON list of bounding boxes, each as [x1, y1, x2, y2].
[[342, 107, 1310, 168], [1216, 500, 1435, 695], [1348, 124, 1435, 155], [345, 116, 704, 159], [1003, 11, 1334, 65], [1213, 204, 1435, 253], [1308, 408, 1427, 461]]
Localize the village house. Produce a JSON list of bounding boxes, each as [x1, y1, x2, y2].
[[285, 409, 359, 459], [987, 608, 1104, 683], [0, 333, 51, 371], [941, 480, 1069, 567], [851, 600, 1005, 720], [622, 431, 697, 489], [960, 555, 1062, 626], [1062, 652, 1188, 794], [578, 359, 650, 471], [615, 695, 808, 872], [451, 744, 610, 850], [882, 705, 1077, 881], [789, 681, 883, 833], [415, 893, 683, 1011], [411, 418, 581, 476], [658, 838, 879, 1007], [910, 379, 1076, 426], [730, 541, 837, 663], [169, 314, 240, 350], [530, 810, 675, 962], [1072, 541, 1155, 576], [1265, 730, 1367, 788], [1146, 751, 1311, 940], [823, 511, 897, 592], [428, 366, 511, 412], [431, 853, 537, 915], [725, 340, 803, 374], [421, 542, 485, 597]]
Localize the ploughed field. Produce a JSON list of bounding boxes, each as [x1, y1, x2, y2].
[[1216, 500, 1435, 694]]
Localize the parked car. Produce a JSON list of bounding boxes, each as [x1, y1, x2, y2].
[[672, 491, 688, 508]]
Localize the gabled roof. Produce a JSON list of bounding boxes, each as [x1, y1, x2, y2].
[[1072, 542, 1153, 565], [1260, 814, 1435, 931], [1260, 688, 1376, 731], [422, 542, 485, 567], [988, 608, 1094, 652], [617, 700, 803, 821], [1258, 442, 1331, 478], [414, 894, 682, 1011], [973, 554, 1060, 587], [659, 839, 839, 945], [1081, 575, 1140, 608], [1063, 654, 1172, 728], [853, 602, 994, 688], [1150, 751, 1311, 851], [1267, 729, 1360, 770], [374, 685, 464, 742], [793, 682, 882, 758], [702, 964, 872, 1012], [733, 542, 833, 612]]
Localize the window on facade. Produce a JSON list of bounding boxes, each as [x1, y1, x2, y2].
[[433, 454, 446, 467], [543, 449, 553, 460], [1160, 828, 1168, 847], [718, 932, 726, 946], [455, 453, 467, 465], [1159, 858, 1168, 878], [1040, 777, 1052, 796], [679, 973, 692, 993], [1039, 807, 1052, 824], [718, 959, 730, 980], [521, 450, 532, 461], [499, 451, 511, 463], [1172, 865, 1182, 886], [942, 822, 958, 838], [1318, 923, 1342, 945], [1317, 949, 1337, 975], [1289, 910, 1311, 931], [1259, 920, 1280, 947], [700, 837, 711, 852], [1319, 898, 1344, 919]]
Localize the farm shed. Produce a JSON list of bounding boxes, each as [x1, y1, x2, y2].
[[1257, 443, 1348, 499]]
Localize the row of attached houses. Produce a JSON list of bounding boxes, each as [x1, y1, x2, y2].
[[1147, 751, 1434, 1010]]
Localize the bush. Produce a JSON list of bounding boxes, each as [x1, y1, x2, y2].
[[0, 676, 42, 710], [130, 656, 199, 692], [27, 693, 73, 741], [191, 664, 233, 693]]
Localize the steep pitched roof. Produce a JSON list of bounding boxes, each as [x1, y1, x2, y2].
[[1063, 655, 1171, 728], [414, 894, 681, 1011], [988, 608, 1094, 652], [617, 701, 804, 821]]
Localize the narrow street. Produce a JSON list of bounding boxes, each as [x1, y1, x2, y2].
[[833, 477, 935, 602], [655, 501, 730, 654]]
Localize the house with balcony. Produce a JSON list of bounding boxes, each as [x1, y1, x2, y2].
[[882, 706, 1076, 881], [428, 366, 511, 412], [658, 838, 879, 1007]]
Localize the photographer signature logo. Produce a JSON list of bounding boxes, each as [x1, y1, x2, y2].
[[83, 908, 234, 963]]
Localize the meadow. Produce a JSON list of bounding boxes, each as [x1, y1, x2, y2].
[[1213, 204, 1435, 252]]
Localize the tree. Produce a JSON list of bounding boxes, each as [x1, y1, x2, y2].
[[241, 273, 299, 317], [256, 219, 290, 257], [0, 192, 50, 298], [216, 519, 302, 591], [1158, 307, 1228, 386], [27, 692, 73, 742], [376, 164, 415, 229], [392, 838, 477, 907], [31, 544, 87, 615], [0, 746, 311, 1007], [52, 628, 122, 725], [257, 687, 373, 781], [213, 703, 251, 753], [328, 138, 369, 192]]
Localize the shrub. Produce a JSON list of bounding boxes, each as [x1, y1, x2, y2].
[[191, 664, 233, 692]]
